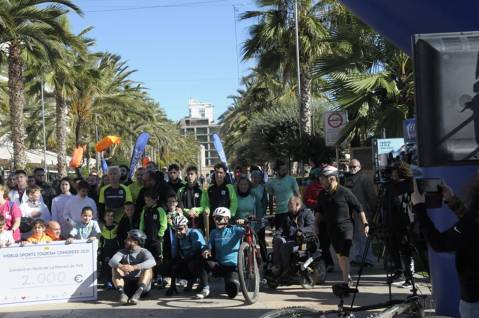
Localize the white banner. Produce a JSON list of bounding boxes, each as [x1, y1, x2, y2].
[[0, 240, 97, 307], [325, 111, 348, 146]]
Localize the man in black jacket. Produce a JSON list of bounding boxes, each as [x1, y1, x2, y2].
[[344, 159, 377, 267], [271, 196, 315, 277], [412, 180, 479, 318], [177, 166, 205, 232], [134, 170, 174, 227]]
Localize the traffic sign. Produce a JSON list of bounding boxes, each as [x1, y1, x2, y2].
[[325, 111, 348, 146]]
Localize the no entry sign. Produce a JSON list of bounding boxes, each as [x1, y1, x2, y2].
[[325, 111, 348, 146]]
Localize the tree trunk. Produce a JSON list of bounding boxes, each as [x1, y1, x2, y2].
[[8, 43, 27, 169], [75, 117, 85, 147], [55, 87, 68, 177], [300, 65, 312, 135]]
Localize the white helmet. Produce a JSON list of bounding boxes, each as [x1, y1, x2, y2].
[[320, 165, 339, 177], [172, 215, 188, 229], [213, 207, 231, 218]]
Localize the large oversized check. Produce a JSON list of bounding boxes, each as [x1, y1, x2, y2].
[[0, 240, 97, 307]]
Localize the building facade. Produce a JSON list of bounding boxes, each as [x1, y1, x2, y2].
[[179, 99, 221, 176]]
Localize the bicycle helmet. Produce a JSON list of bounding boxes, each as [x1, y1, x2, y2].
[[320, 165, 338, 177], [213, 207, 231, 218], [172, 215, 189, 229], [127, 229, 147, 246]]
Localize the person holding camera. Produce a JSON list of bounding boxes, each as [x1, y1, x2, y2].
[[411, 178, 479, 318], [383, 161, 415, 288]]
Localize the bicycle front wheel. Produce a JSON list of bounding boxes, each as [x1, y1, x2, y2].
[[238, 241, 260, 304], [259, 307, 323, 318]]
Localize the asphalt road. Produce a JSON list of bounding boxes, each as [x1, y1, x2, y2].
[[0, 268, 433, 318]]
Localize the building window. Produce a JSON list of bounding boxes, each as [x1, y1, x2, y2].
[[196, 135, 208, 142], [199, 108, 206, 118], [196, 127, 208, 135], [186, 128, 195, 135]]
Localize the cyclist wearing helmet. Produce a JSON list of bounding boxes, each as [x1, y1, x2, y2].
[[109, 229, 156, 305], [202, 207, 244, 299], [316, 165, 369, 286], [161, 214, 209, 298]]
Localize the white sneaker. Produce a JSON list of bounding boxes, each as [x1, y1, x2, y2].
[[196, 288, 210, 299]]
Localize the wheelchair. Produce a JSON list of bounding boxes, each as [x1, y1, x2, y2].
[[264, 232, 327, 289]]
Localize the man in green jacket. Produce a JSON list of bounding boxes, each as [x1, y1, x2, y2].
[[202, 162, 237, 232]]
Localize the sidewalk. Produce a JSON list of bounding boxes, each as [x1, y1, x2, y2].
[[0, 267, 433, 318]]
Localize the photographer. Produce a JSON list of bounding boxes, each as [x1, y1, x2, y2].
[[411, 178, 479, 318], [382, 161, 415, 288]]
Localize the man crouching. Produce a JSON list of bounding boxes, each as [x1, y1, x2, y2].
[[109, 229, 156, 305]]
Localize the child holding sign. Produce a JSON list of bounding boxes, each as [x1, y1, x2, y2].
[[67, 207, 101, 243]]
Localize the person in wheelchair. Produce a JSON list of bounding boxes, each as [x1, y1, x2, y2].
[[161, 215, 210, 299], [202, 207, 245, 299], [271, 196, 316, 277]]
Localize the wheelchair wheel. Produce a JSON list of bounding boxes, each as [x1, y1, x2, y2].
[[312, 258, 327, 285], [238, 241, 260, 304]]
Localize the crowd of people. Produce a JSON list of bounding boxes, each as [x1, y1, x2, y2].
[[0, 158, 477, 316]]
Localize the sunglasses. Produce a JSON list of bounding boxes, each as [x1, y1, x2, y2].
[[214, 216, 226, 222], [175, 227, 186, 232]]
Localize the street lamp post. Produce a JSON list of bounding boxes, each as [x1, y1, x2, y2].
[[40, 80, 48, 181], [294, 0, 301, 130]]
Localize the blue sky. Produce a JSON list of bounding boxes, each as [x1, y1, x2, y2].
[[69, 0, 258, 122]]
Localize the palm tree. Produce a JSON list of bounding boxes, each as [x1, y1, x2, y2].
[[0, 0, 83, 169], [69, 52, 146, 148], [312, 5, 414, 145], [241, 0, 327, 134]]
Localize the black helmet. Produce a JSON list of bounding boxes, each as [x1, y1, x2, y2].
[[127, 229, 147, 246]]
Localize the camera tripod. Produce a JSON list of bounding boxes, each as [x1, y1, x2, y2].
[[347, 182, 429, 311]]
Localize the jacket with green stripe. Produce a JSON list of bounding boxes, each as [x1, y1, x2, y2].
[[202, 182, 238, 217], [100, 223, 120, 253], [177, 183, 207, 214], [139, 205, 167, 240]]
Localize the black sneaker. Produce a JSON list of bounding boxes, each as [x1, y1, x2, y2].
[[225, 281, 238, 299]]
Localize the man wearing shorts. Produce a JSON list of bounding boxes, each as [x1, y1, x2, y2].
[[316, 166, 369, 285], [109, 229, 156, 305]]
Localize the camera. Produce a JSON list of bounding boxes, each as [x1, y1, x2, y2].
[[416, 178, 443, 209]]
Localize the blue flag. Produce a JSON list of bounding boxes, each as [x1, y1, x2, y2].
[[129, 132, 150, 179], [101, 159, 108, 174], [212, 133, 228, 167]]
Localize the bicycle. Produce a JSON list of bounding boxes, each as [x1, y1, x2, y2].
[[237, 217, 261, 304], [259, 284, 448, 318]]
